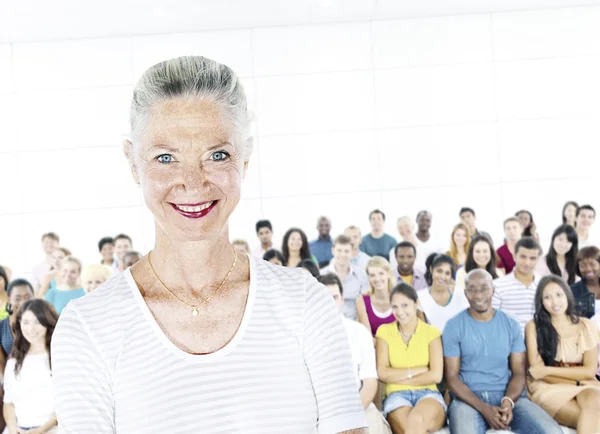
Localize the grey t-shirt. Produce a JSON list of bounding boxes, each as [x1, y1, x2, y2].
[[359, 233, 397, 259]]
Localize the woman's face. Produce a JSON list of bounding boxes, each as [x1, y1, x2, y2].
[[579, 258, 600, 282], [20, 310, 47, 347], [564, 205, 577, 224], [9, 286, 33, 316], [127, 98, 249, 243], [52, 250, 66, 269], [367, 266, 389, 292], [84, 277, 106, 293], [553, 233, 573, 256], [61, 261, 80, 286], [473, 241, 491, 268], [287, 232, 303, 252], [518, 212, 531, 228], [391, 292, 418, 325], [431, 262, 453, 287], [100, 243, 114, 261], [542, 282, 568, 317], [453, 229, 467, 248], [397, 219, 413, 238]]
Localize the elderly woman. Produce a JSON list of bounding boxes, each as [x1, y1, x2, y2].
[[51, 56, 367, 434]]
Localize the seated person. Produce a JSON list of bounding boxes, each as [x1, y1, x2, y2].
[[262, 249, 284, 266], [534, 225, 579, 285], [392, 242, 427, 290], [356, 257, 396, 338], [526, 275, 600, 432], [497, 217, 523, 274], [571, 246, 600, 318], [232, 239, 251, 255], [455, 235, 504, 289], [444, 269, 563, 434], [81, 264, 112, 293], [297, 258, 320, 278], [376, 283, 446, 434], [44, 257, 86, 315], [318, 274, 391, 434]]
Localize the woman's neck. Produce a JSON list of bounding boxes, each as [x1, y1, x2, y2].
[[372, 288, 389, 301], [556, 254, 566, 265], [58, 282, 80, 290], [149, 228, 237, 293], [430, 283, 447, 294], [27, 343, 47, 355], [398, 317, 418, 335], [550, 313, 571, 328], [577, 228, 589, 240], [101, 258, 113, 266]]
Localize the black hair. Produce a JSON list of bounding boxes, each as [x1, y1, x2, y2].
[[416, 210, 431, 220], [256, 220, 272, 233], [0, 266, 8, 293], [6, 279, 35, 316], [562, 201, 579, 224], [515, 210, 535, 237], [546, 225, 578, 285], [263, 249, 284, 264], [297, 259, 320, 278], [459, 207, 476, 217], [515, 236, 541, 256], [576, 246, 600, 278], [534, 275, 579, 366], [369, 209, 386, 221], [394, 241, 417, 257], [317, 273, 343, 295], [114, 234, 132, 245], [465, 235, 499, 279], [577, 204, 596, 218], [98, 237, 114, 252], [281, 228, 312, 265], [424, 253, 456, 286], [390, 282, 418, 304]]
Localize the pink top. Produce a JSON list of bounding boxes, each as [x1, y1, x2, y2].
[[363, 295, 395, 336]]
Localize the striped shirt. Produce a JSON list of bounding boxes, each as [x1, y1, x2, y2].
[[51, 255, 366, 434], [492, 272, 541, 333]]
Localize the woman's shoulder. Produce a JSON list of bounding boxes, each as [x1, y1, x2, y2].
[[419, 320, 441, 337], [254, 257, 310, 290]]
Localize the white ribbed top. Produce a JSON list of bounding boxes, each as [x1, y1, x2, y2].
[[51, 256, 366, 434]]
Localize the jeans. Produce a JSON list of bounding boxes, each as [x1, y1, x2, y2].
[[448, 390, 563, 434], [382, 389, 447, 417]]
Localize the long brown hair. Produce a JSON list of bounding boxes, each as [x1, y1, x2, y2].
[[448, 223, 471, 265], [11, 299, 58, 376]]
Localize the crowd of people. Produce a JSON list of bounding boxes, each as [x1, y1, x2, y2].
[[0, 201, 598, 433]]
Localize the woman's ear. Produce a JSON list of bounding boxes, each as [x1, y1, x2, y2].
[[123, 139, 140, 185]]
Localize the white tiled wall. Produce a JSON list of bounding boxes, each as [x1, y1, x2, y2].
[[1, 5, 599, 277]]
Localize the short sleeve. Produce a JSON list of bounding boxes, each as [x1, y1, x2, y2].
[[357, 326, 378, 381], [442, 317, 461, 358], [375, 323, 390, 342], [427, 324, 441, 344], [508, 315, 526, 354], [44, 290, 52, 303], [301, 274, 367, 434], [52, 304, 115, 433], [3, 359, 15, 403], [579, 318, 600, 352]]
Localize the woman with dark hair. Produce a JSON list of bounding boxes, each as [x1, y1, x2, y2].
[[376, 283, 446, 434], [281, 228, 316, 268], [535, 225, 579, 285], [297, 258, 320, 278], [526, 275, 600, 432], [455, 235, 504, 288], [571, 246, 600, 318], [3, 299, 58, 433], [516, 210, 540, 241], [0, 266, 9, 320], [563, 201, 579, 227], [262, 249, 284, 266], [419, 254, 468, 333]]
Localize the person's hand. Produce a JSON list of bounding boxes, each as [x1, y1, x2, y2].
[[24, 428, 43, 434], [480, 404, 508, 431], [528, 364, 548, 380], [499, 400, 514, 425]]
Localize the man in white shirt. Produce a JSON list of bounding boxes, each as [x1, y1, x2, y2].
[[252, 220, 274, 259], [321, 235, 369, 320], [344, 226, 371, 272], [318, 273, 391, 434], [30, 232, 60, 291], [113, 234, 133, 274], [492, 237, 542, 333], [414, 211, 444, 274], [576, 205, 599, 248]]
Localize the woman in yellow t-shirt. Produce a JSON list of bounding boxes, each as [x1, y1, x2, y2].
[[376, 282, 446, 433]]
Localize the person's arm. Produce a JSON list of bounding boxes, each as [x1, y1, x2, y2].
[[375, 337, 428, 384], [3, 403, 18, 434], [302, 276, 367, 433], [355, 297, 372, 335], [359, 378, 378, 410], [526, 320, 598, 382], [37, 274, 52, 298], [52, 305, 115, 433], [0, 348, 6, 384], [504, 352, 527, 402], [34, 413, 58, 433], [357, 325, 379, 409]]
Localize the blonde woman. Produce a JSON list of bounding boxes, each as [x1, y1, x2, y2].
[[446, 223, 470, 269], [44, 257, 86, 315], [232, 239, 251, 255], [356, 257, 397, 337], [82, 265, 112, 293], [38, 248, 71, 298]]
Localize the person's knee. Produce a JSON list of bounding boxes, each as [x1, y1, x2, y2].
[[578, 389, 600, 410], [406, 410, 425, 428]]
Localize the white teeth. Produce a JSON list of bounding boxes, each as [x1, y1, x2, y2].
[[177, 202, 213, 213]]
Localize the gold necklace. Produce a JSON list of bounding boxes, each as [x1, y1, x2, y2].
[[147, 246, 238, 318]]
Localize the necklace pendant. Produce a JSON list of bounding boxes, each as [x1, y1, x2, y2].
[[192, 308, 199, 317]]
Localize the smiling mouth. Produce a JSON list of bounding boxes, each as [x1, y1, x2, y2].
[[170, 201, 218, 219]]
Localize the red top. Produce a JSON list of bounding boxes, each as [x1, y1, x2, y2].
[[363, 295, 395, 336], [497, 244, 515, 274]]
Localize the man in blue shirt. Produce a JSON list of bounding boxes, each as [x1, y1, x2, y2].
[[443, 269, 562, 434], [360, 209, 397, 259], [310, 216, 333, 268]]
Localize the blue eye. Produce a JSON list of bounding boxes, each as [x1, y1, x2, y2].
[[156, 154, 174, 164], [211, 151, 230, 161]]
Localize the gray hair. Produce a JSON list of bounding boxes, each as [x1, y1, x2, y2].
[[129, 56, 252, 154], [465, 268, 493, 286]]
